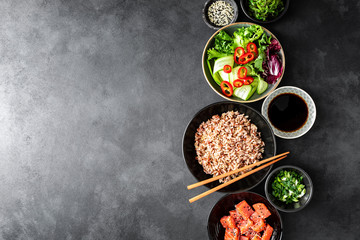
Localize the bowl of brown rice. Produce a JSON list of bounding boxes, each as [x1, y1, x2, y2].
[[183, 101, 276, 192]]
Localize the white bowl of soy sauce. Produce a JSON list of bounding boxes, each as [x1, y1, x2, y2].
[[261, 86, 316, 139]]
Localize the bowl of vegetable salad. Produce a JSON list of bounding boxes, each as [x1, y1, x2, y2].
[[202, 22, 285, 103], [265, 165, 313, 212]]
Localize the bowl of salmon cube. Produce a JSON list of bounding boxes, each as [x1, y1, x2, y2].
[[208, 192, 283, 240]]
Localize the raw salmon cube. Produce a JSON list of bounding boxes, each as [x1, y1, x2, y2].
[[236, 200, 255, 219], [224, 227, 240, 240], [239, 218, 254, 234], [261, 224, 274, 240], [253, 203, 271, 219], [250, 211, 262, 223], [251, 218, 266, 232], [230, 210, 243, 224], [221, 216, 236, 229]]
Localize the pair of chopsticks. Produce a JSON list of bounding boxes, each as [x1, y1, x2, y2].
[[187, 152, 289, 203]]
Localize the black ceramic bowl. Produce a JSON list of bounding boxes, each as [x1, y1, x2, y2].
[[265, 165, 313, 212], [202, 0, 239, 30], [239, 0, 289, 24], [182, 101, 276, 192], [208, 192, 283, 240]]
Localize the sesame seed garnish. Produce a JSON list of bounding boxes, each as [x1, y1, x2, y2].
[[208, 1, 234, 26]]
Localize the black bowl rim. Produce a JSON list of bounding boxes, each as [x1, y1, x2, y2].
[[207, 191, 283, 240], [239, 0, 290, 24], [202, 0, 239, 30], [182, 101, 277, 193], [264, 165, 314, 213]]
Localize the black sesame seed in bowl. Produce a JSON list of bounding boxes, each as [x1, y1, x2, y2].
[[203, 0, 238, 30]]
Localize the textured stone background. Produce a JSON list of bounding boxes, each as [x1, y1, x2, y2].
[[0, 0, 359, 239]]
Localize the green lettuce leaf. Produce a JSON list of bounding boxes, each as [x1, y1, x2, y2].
[[207, 48, 231, 60], [214, 30, 234, 54], [233, 25, 264, 49]]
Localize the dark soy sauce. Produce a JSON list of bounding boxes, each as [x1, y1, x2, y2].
[[268, 93, 308, 132]]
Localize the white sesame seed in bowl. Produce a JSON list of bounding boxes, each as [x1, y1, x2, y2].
[[202, 0, 239, 30]]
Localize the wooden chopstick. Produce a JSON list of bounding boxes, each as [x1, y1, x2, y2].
[[187, 152, 289, 190], [188, 155, 287, 203]]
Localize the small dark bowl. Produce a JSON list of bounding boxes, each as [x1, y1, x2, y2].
[[239, 0, 289, 24], [202, 0, 239, 30], [182, 101, 276, 192], [265, 165, 313, 212], [208, 192, 283, 240]]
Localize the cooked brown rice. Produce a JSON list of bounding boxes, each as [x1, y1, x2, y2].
[[194, 111, 265, 183]]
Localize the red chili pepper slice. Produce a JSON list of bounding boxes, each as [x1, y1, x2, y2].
[[238, 52, 255, 64], [233, 79, 244, 88], [235, 47, 245, 57], [234, 47, 245, 64], [220, 81, 233, 97], [237, 67, 247, 79], [247, 42, 258, 56], [241, 76, 254, 85], [234, 54, 238, 64], [223, 65, 232, 73]]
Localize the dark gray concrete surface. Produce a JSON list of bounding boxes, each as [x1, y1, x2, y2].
[[0, 0, 359, 239]]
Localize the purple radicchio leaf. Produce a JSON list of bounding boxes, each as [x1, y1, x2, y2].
[[269, 54, 281, 76], [263, 38, 283, 84], [267, 39, 281, 55], [261, 60, 269, 79], [266, 75, 279, 84]]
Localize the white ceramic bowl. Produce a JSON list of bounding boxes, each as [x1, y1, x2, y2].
[[261, 86, 316, 139]]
